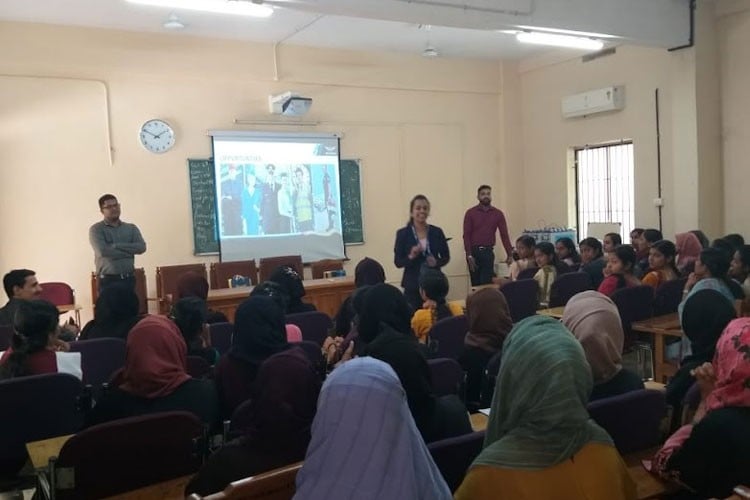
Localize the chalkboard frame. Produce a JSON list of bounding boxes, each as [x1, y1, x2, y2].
[[188, 158, 220, 255], [188, 157, 363, 255], [339, 159, 365, 246]]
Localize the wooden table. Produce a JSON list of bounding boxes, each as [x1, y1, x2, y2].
[[103, 475, 192, 499], [537, 306, 565, 319], [206, 276, 356, 321], [26, 434, 72, 470], [632, 313, 683, 383]]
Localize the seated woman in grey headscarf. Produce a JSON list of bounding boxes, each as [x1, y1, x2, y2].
[[561, 291, 643, 401], [294, 357, 452, 500]]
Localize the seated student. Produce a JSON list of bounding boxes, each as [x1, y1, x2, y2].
[[579, 237, 607, 289], [603, 232, 622, 255], [333, 257, 385, 337], [555, 237, 581, 268], [666, 290, 736, 411], [294, 357, 452, 500], [533, 242, 569, 306], [269, 265, 316, 314], [508, 235, 536, 281], [597, 245, 641, 298], [250, 281, 302, 342], [636, 228, 664, 276], [455, 315, 635, 500], [214, 296, 289, 417], [679, 248, 739, 322], [730, 245, 750, 297], [641, 240, 680, 289], [79, 282, 142, 340], [171, 297, 219, 366], [185, 349, 320, 497], [0, 300, 81, 380], [411, 269, 463, 344], [723, 233, 745, 252], [690, 229, 710, 249], [359, 284, 472, 443], [323, 286, 369, 367], [87, 315, 218, 427], [176, 271, 228, 324], [562, 291, 643, 401], [0, 269, 43, 326], [653, 318, 750, 499], [676, 232, 703, 276], [459, 288, 513, 405]]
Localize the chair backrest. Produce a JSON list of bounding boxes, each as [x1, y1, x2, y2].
[[67, 338, 126, 386], [186, 355, 213, 379], [90, 268, 148, 315], [228, 398, 253, 438], [54, 411, 204, 500], [209, 322, 234, 355], [0, 373, 83, 478], [428, 315, 468, 360], [549, 272, 592, 308], [499, 280, 539, 323], [156, 264, 208, 313], [586, 389, 666, 454], [39, 282, 75, 306], [285, 311, 333, 346], [482, 349, 504, 407], [0, 324, 13, 351], [188, 462, 302, 500], [653, 277, 688, 316], [611, 285, 655, 345], [427, 431, 485, 492], [427, 358, 464, 397], [310, 259, 344, 279], [211, 260, 259, 289], [258, 255, 303, 283], [516, 267, 539, 281]]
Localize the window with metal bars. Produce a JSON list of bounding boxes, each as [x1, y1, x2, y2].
[[574, 142, 635, 241]]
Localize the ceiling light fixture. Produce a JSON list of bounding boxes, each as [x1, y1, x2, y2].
[[516, 31, 604, 50], [126, 0, 273, 18], [162, 13, 185, 29]]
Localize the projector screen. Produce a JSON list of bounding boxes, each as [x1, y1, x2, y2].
[[210, 131, 345, 263]]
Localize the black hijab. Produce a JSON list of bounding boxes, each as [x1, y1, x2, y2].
[[354, 257, 386, 288], [79, 283, 141, 340], [358, 284, 437, 440], [666, 289, 736, 407], [268, 266, 314, 314], [229, 296, 288, 367]]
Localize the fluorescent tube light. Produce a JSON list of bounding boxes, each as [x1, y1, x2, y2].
[[126, 0, 273, 18], [516, 31, 603, 50]]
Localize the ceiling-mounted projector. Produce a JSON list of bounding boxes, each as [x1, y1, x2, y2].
[[268, 91, 313, 116]]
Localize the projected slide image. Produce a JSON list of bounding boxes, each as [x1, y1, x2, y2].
[[212, 132, 345, 262], [218, 163, 340, 237]]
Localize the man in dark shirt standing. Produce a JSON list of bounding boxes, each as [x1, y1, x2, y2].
[[463, 185, 514, 286], [89, 194, 146, 293]]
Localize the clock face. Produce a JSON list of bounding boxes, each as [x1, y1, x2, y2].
[[139, 119, 175, 154]]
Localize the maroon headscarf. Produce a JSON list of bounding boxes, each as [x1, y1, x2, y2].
[[242, 347, 321, 448], [176, 271, 209, 301], [112, 315, 191, 399]]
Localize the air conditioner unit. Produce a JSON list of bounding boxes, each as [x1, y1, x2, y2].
[[562, 86, 624, 119]]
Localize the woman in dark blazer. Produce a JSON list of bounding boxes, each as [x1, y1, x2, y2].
[[394, 194, 450, 310]]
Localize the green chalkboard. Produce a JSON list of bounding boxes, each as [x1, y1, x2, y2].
[[188, 159, 220, 255], [188, 158, 363, 252], [340, 159, 364, 245]]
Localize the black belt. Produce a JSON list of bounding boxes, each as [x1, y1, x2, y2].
[[100, 273, 134, 279], [473, 246, 494, 251]]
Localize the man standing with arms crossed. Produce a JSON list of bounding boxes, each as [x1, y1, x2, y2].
[[89, 194, 146, 293], [463, 185, 514, 286]]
